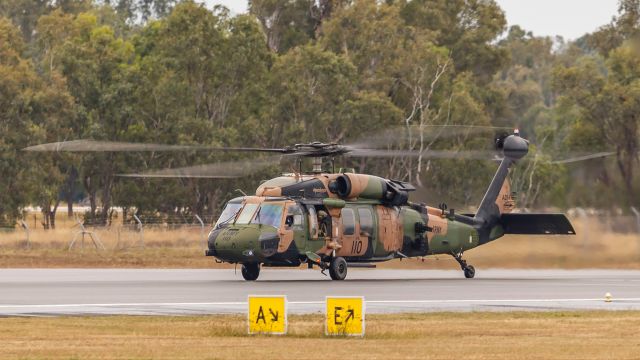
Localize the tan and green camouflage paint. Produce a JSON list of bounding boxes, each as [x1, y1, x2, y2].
[[213, 173, 489, 264]]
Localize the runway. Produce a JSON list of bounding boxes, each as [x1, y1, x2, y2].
[[1, 269, 639, 316]]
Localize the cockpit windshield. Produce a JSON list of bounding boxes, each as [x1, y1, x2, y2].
[[251, 204, 284, 228], [214, 202, 243, 229], [235, 203, 259, 225]]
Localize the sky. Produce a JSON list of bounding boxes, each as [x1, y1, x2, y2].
[[205, 0, 621, 41]]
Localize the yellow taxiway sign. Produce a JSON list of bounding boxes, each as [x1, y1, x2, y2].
[[248, 295, 287, 335], [325, 296, 365, 336]]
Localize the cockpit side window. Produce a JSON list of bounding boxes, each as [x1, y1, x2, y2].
[[250, 204, 284, 228], [285, 204, 304, 230]]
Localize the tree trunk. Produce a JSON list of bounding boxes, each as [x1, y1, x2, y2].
[[84, 175, 97, 219], [65, 167, 77, 218], [50, 199, 60, 229], [100, 175, 114, 226]]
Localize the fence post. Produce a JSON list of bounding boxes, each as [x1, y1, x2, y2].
[[69, 215, 105, 252], [576, 207, 589, 251], [631, 207, 640, 258], [19, 220, 30, 250], [133, 214, 144, 248], [195, 214, 205, 249]]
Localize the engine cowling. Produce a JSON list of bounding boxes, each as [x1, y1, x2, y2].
[[329, 173, 415, 206]]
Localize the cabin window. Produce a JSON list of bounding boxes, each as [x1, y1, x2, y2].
[[307, 206, 318, 239], [342, 208, 356, 235], [235, 204, 259, 224], [358, 208, 374, 236]]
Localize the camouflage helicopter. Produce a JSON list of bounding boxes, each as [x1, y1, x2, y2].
[[25, 127, 612, 280]]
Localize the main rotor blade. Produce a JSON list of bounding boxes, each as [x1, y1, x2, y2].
[[550, 152, 616, 164], [348, 148, 617, 164], [23, 139, 286, 153], [117, 156, 281, 179], [346, 125, 512, 149], [347, 148, 500, 160]]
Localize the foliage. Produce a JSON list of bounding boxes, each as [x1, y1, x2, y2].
[[1, 0, 640, 228]]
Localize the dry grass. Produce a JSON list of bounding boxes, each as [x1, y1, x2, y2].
[[382, 217, 640, 270], [0, 226, 223, 268], [1, 215, 639, 269], [1, 312, 639, 359]]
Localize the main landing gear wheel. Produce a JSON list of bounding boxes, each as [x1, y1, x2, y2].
[[452, 253, 475, 279], [329, 257, 348, 281], [464, 265, 476, 279], [241, 263, 260, 281]]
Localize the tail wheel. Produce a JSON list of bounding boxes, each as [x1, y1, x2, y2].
[[241, 263, 260, 281], [329, 257, 348, 281]]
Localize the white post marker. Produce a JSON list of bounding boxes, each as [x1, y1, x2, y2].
[[325, 296, 365, 337], [247, 295, 287, 335]]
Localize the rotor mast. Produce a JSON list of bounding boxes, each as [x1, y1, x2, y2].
[[312, 157, 323, 173]]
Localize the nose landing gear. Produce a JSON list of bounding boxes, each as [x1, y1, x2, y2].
[[452, 252, 475, 279], [241, 262, 261, 281]]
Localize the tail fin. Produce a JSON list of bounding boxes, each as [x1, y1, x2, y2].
[[474, 133, 528, 226], [496, 178, 516, 214]]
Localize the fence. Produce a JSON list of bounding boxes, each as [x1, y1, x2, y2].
[[1, 209, 639, 262], [0, 212, 216, 253], [83, 214, 213, 251]]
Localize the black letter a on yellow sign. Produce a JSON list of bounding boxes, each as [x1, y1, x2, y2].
[[256, 306, 266, 324]]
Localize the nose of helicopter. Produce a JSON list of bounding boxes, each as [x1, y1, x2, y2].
[[206, 225, 280, 262]]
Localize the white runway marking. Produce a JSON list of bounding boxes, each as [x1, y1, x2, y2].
[[2, 298, 640, 309]]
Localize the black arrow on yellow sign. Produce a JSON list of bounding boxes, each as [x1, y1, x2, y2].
[[269, 308, 279, 322], [345, 308, 355, 323]]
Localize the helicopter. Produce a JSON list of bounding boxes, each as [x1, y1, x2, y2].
[[25, 127, 612, 280]]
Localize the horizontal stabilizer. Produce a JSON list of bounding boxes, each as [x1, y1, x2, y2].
[[500, 214, 576, 235]]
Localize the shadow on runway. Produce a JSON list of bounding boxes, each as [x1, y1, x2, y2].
[[208, 277, 564, 284]]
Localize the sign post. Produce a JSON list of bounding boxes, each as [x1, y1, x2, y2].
[[248, 295, 287, 335], [325, 296, 365, 336]]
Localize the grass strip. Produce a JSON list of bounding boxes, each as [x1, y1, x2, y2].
[[1, 311, 639, 359]]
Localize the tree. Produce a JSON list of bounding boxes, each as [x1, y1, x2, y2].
[[0, 17, 75, 227], [249, 0, 314, 53], [268, 44, 401, 144], [112, 1, 276, 219], [40, 12, 139, 223], [0, 0, 92, 43], [553, 43, 640, 206], [320, 0, 410, 92], [399, 0, 507, 80], [101, 0, 176, 23], [588, 0, 640, 56]]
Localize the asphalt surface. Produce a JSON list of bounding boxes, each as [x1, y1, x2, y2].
[[1, 269, 639, 316]]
